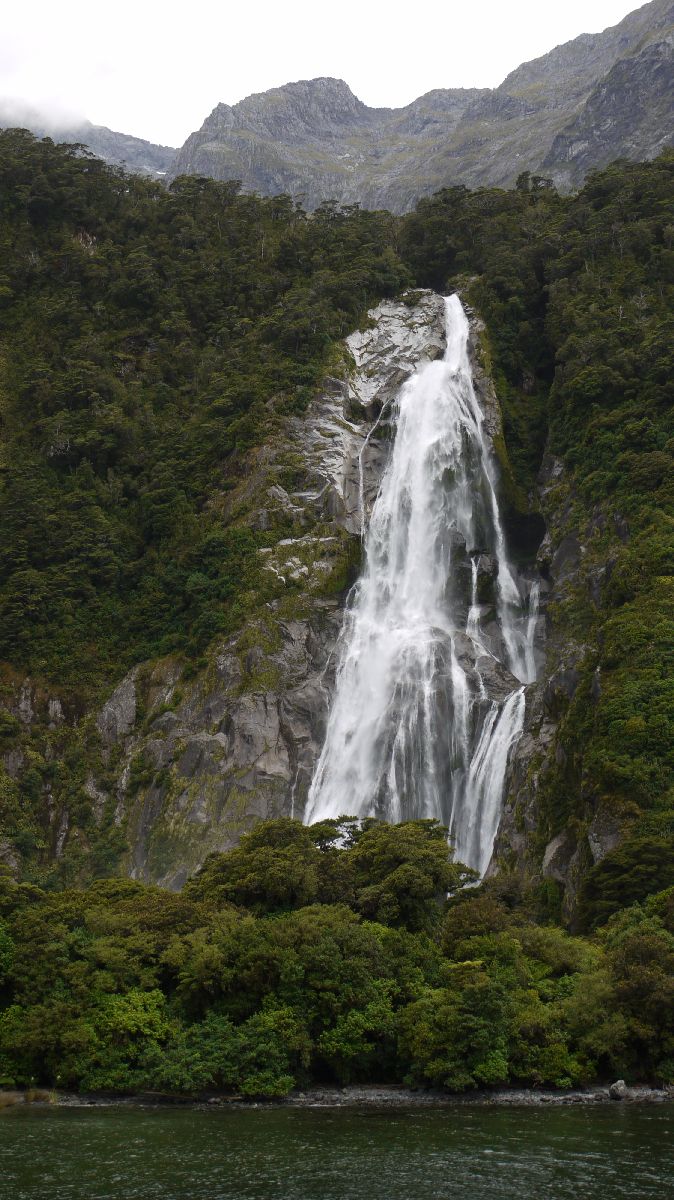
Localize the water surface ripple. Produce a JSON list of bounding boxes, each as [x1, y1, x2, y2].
[[2, 1104, 673, 1200]]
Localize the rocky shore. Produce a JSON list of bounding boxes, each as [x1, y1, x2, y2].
[[3, 1083, 673, 1110], [281, 1083, 674, 1108]]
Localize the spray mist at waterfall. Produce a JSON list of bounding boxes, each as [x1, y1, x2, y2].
[[304, 295, 538, 876]]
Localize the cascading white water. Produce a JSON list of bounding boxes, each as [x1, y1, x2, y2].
[[304, 295, 538, 875]]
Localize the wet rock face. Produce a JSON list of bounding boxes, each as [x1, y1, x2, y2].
[[466, 313, 506, 444], [288, 292, 447, 537], [492, 454, 579, 888], [346, 294, 447, 417], [95, 292, 448, 888], [120, 607, 342, 889], [97, 671, 138, 746], [97, 289, 555, 890], [491, 437, 638, 919]]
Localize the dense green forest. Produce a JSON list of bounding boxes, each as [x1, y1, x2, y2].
[[1, 818, 673, 1095], [1, 134, 670, 694], [0, 131, 409, 681], [0, 132, 672, 1094]]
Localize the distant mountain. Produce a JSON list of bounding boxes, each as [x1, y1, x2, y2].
[[171, 80, 490, 212], [62, 122, 177, 177], [170, 0, 674, 209], [0, 103, 176, 177]]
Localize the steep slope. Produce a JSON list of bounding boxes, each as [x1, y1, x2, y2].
[[0, 134, 671, 930], [61, 122, 177, 177], [171, 78, 488, 210], [499, 0, 672, 102], [0, 103, 176, 176], [170, 0, 673, 208], [542, 32, 674, 185], [0, 129, 411, 888]]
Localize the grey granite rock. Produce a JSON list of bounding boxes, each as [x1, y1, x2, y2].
[[169, 3, 672, 210], [97, 670, 138, 746], [609, 1079, 628, 1100], [287, 291, 447, 537]]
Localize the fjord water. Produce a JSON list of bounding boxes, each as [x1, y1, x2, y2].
[[3, 1104, 673, 1199], [306, 295, 537, 874]]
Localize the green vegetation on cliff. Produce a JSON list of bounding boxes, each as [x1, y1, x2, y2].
[[0, 131, 672, 927], [400, 159, 674, 910], [1, 819, 672, 1097], [0, 131, 408, 684]]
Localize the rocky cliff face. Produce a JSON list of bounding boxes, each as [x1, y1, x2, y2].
[[0, 291, 635, 913], [492, 447, 634, 919], [170, 1, 673, 209], [73, 292, 447, 888], [542, 32, 674, 186], [171, 79, 488, 211], [83, 291, 573, 895]]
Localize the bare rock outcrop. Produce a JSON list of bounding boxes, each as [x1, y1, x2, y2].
[[169, 3, 673, 209]]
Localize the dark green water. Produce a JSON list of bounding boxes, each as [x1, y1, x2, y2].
[[2, 1103, 673, 1200]]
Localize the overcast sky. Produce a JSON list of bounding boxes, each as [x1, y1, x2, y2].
[[1, 0, 644, 146]]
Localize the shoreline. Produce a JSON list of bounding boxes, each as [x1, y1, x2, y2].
[[281, 1084, 674, 1108], [3, 1083, 674, 1111]]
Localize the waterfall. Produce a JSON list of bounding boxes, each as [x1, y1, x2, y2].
[[304, 295, 536, 875]]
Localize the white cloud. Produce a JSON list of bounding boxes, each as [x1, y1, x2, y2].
[[1, 1, 643, 145]]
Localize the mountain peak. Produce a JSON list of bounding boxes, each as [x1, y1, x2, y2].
[[203, 77, 368, 142], [172, 0, 672, 210]]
